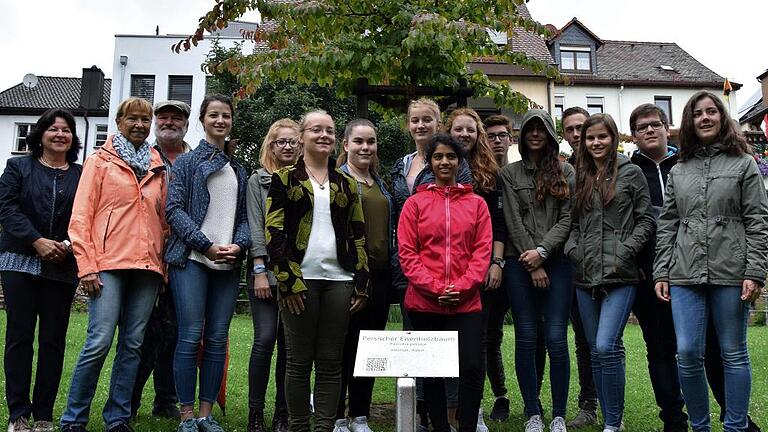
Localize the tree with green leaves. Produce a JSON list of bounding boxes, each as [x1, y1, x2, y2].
[[206, 40, 411, 174], [178, 0, 558, 113]]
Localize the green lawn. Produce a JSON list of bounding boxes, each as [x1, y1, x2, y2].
[[0, 311, 765, 431]]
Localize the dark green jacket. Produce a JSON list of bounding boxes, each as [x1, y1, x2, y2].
[[653, 143, 768, 286], [565, 154, 654, 289], [501, 108, 574, 258], [500, 159, 575, 258], [265, 157, 369, 298]]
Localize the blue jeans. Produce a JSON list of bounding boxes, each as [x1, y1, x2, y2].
[[505, 258, 573, 418], [670, 285, 751, 432], [61, 270, 160, 428], [576, 284, 635, 429], [170, 260, 240, 405]]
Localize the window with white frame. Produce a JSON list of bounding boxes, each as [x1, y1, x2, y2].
[[95, 124, 108, 148], [560, 45, 592, 72], [654, 96, 673, 125], [14, 123, 34, 153], [554, 95, 565, 119], [168, 75, 193, 105], [586, 97, 604, 115], [130, 75, 155, 103]]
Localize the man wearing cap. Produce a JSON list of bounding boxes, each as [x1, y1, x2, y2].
[[130, 100, 191, 420]]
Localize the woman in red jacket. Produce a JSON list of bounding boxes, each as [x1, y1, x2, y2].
[[397, 133, 492, 432]]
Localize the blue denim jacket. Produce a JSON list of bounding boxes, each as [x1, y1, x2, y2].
[[164, 140, 251, 267]]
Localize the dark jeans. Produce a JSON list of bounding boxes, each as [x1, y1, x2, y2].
[[408, 312, 485, 432], [131, 288, 178, 415], [481, 286, 508, 398], [570, 293, 598, 411], [632, 276, 687, 427], [2, 272, 77, 423], [170, 260, 240, 405], [281, 280, 354, 432], [505, 259, 572, 418], [247, 281, 287, 416], [337, 270, 391, 419]]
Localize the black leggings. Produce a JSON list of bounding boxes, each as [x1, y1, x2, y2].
[[408, 311, 485, 432], [2, 271, 76, 422]]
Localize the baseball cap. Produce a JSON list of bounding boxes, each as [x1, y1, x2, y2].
[[154, 100, 191, 118]]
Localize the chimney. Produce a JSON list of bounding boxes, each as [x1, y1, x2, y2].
[[80, 66, 105, 110]]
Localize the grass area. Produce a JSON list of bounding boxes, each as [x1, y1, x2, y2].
[[0, 311, 766, 431]]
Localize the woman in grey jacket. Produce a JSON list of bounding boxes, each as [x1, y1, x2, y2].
[[565, 114, 654, 432], [653, 91, 768, 432], [245, 118, 300, 432]]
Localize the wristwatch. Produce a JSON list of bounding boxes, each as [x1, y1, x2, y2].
[[491, 257, 505, 269]]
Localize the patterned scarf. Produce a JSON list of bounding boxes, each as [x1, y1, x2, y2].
[[113, 133, 152, 180]]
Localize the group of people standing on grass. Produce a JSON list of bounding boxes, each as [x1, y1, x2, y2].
[[1, 89, 766, 432]]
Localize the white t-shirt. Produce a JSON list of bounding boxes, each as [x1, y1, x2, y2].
[[300, 177, 354, 281]]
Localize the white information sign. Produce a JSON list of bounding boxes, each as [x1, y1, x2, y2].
[[353, 330, 459, 378]]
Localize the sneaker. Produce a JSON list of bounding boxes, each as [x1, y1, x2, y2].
[[349, 417, 374, 432], [197, 417, 225, 432], [476, 409, 489, 432], [602, 423, 625, 432], [567, 409, 598, 428], [550, 417, 567, 432], [60, 425, 88, 432], [490, 397, 510, 421], [525, 415, 545, 432], [153, 404, 181, 420], [7, 418, 32, 432], [333, 419, 351, 432], [416, 426, 428, 432], [748, 416, 762, 432], [107, 423, 135, 432], [31, 421, 55, 432], [176, 419, 199, 432]]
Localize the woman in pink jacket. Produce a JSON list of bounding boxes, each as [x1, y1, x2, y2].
[[61, 97, 168, 432], [397, 133, 492, 432]]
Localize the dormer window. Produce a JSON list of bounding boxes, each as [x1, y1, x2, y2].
[[560, 45, 592, 72], [659, 65, 677, 72]]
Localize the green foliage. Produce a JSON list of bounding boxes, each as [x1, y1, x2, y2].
[[206, 40, 411, 174], [179, 0, 560, 112]]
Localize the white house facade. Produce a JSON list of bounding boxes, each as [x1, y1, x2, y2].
[[109, 26, 256, 147], [547, 19, 739, 135], [0, 68, 110, 170]]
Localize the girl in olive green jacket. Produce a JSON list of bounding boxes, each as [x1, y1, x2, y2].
[[565, 114, 654, 432], [653, 91, 768, 432]]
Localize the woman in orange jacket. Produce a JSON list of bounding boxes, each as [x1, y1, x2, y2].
[[61, 97, 169, 432]]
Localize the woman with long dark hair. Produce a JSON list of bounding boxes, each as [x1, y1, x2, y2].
[[444, 107, 505, 430], [500, 110, 574, 432], [334, 119, 397, 432], [246, 118, 301, 432], [654, 91, 768, 432], [398, 133, 492, 432], [0, 109, 82, 432], [265, 110, 369, 432], [565, 113, 653, 432], [165, 94, 251, 432]]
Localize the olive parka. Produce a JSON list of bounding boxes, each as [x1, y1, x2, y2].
[[653, 142, 768, 286]]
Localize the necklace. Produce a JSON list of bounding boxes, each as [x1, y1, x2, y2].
[[305, 166, 328, 189], [39, 156, 69, 170]]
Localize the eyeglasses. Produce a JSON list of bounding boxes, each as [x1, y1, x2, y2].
[[488, 132, 511, 141], [634, 121, 665, 134], [271, 139, 298, 148]]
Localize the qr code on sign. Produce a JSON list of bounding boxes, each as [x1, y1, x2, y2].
[[366, 357, 388, 372]]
